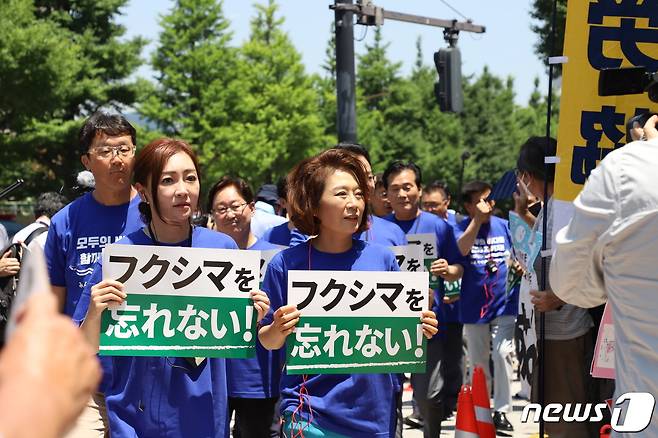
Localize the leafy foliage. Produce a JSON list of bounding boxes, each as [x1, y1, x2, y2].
[[0, 0, 146, 198]]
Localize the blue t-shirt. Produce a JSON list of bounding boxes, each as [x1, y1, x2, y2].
[[262, 239, 400, 438], [74, 227, 237, 438], [45, 192, 142, 316], [260, 221, 308, 247], [453, 216, 519, 324], [383, 211, 464, 324], [226, 238, 284, 399], [446, 211, 457, 225], [442, 218, 462, 324], [356, 215, 407, 246]]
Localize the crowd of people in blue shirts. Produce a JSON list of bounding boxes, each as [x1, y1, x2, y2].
[[0, 110, 610, 438]]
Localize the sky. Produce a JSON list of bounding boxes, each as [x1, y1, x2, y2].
[[117, 1, 549, 105]]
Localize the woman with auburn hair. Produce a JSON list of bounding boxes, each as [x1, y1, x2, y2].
[[73, 138, 270, 437], [258, 148, 438, 437], [207, 176, 282, 438]]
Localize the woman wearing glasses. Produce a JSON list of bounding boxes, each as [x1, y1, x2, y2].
[[73, 138, 270, 437], [258, 149, 438, 437], [208, 176, 283, 438]]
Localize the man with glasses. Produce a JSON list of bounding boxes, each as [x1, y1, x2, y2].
[[383, 160, 464, 438], [421, 181, 457, 225], [44, 111, 143, 438]]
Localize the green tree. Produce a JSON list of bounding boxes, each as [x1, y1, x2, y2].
[[459, 67, 526, 185], [406, 38, 463, 193], [139, 0, 238, 158], [514, 77, 560, 141], [530, 0, 567, 73], [357, 26, 402, 111], [313, 23, 338, 141], [210, 0, 328, 188], [0, 0, 145, 197]]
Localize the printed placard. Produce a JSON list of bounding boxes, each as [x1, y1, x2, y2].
[[591, 303, 615, 379], [258, 247, 285, 287], [389, 245, 424, 273], [99, 244, 260, 358], [286, 270, 429, 374], [407, 233, 440, 289], [552, 2, 658, 238], [443, 279, 461, 298], [509, 211, 542, 273]]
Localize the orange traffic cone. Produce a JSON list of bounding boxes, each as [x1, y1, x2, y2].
[[455, 385, 480, 438], [472, 366, 496, 438]]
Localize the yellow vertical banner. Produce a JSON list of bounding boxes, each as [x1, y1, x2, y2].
[[555, 1, 658, 209]]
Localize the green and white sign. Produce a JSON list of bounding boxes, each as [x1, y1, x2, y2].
[[407, 233, 440, 289], [286, 270, 429, 375], [99, 244, 259, 358], [443, 279, 461, 298]]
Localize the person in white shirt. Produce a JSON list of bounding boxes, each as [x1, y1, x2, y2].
[[12, 192, 68, 249], [551, 115, 658, 437]]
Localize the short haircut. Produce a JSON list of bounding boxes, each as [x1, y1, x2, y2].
[[461, 181, 493, 204], [207, 176, 254, 213], [79, 111, 137, 155], [133, 138, 201, 224], [517, 136, 557, 182], [382, 161, 422, 189], [333, 142, 371, 165], [287, 148, 370, 235], [424, 180, 451, 200], [34, 192, 68, 219]]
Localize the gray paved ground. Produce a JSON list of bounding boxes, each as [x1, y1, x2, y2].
[[400, 378, 540, 438]]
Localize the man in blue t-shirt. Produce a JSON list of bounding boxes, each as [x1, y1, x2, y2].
[[421, 180, 458, 226], [44, 111, 143, 438], [455, 181, 519, 433], [383, 161, 464, 438]]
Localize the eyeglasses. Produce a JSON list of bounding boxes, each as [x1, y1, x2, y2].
[[212, 203, 249, 216], [88, 145, 136, 160]]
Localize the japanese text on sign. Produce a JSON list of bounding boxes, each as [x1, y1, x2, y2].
[[99, 244, 260, 358], [286, 270, 429, 374], [407, 233, 440, 289]]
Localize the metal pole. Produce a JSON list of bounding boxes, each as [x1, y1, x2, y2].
[[334, 0, 357, 143], [539, 1, 559, 436]]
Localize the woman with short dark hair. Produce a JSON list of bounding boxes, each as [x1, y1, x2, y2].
[[258, 148, 438, 437]]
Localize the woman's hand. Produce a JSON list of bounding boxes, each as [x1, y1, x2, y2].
[[86, 279, 126, 321], [420, 310, 439, 339], [271, 304, 301, 338], [250, 290, 270, 322]]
